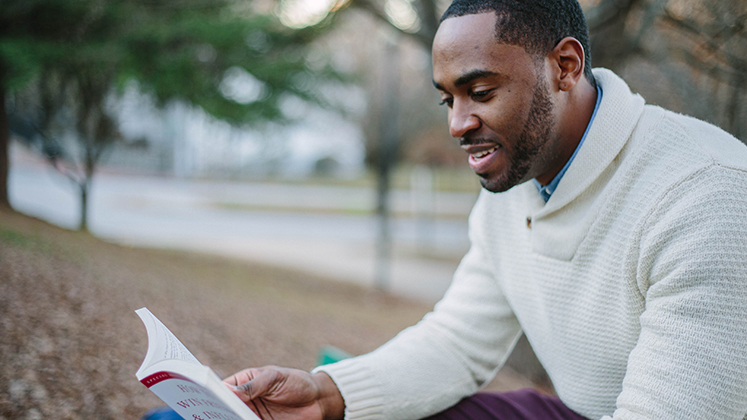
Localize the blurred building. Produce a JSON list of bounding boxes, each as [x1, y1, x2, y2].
[[108, 84, 366, 179]]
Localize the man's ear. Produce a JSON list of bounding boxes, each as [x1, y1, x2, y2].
[[549, 37, 585, 92]]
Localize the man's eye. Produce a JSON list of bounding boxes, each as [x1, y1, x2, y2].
[[471, 90, 492, 101], [439, 98, 453, 107]]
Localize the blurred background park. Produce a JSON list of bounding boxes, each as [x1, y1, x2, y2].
[[1, 0, 745, 418]]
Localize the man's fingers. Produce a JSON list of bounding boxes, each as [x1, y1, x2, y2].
[[231, 368, 285, 403], [235, 379, 256, 400], [224, 368, 257, 387]]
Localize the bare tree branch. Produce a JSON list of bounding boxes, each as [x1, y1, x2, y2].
[[632, 0, 667, 46], [411, 0, 439, 47], [672, 49, 745, 85], [347, 0, 436, 48], [661, 11, 747, 72], [586, 0, 640, 33]]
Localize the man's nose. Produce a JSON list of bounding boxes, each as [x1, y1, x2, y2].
[[449, 103, 480, 138]]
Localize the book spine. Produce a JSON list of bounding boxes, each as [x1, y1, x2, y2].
[[141, 371, 190, 388]]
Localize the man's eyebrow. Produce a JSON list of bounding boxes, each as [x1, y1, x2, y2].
[[455, 70, 499, 87], [433, 70, 501, 91]]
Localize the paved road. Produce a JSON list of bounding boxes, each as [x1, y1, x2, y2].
[[9, 145, 478, 304]]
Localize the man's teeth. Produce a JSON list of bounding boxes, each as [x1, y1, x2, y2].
[[472, 147, 497, 159]]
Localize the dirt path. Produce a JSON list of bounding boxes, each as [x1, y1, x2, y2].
[[0, 209, 540, 420]]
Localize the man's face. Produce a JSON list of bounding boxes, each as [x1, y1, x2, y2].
[[432, 12, 558, 193]]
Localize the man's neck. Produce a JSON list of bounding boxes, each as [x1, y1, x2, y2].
[[533, 83, 603, 201], [534, 78, 598, 186]]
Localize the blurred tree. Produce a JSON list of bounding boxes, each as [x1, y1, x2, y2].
[[0, 0, 338, 229], [320, 0, 443, 169], [336, 0, 746, 144], [584, 0, 746, 141], [347, 0, 442, 49]]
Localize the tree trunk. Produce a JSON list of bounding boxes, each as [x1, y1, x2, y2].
[[374, 39, 401, 293], [79, 181, 89, 232], [587, 0, 641, 71], [0, 81, 10, 209], [726, 69, 744, 142]]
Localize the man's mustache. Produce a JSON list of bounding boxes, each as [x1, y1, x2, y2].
[[459, 137, 498, 147]]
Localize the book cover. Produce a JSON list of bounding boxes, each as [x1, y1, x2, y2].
[[135, 307, 259, 420]]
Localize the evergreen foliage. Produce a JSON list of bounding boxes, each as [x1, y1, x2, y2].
[[0, 0, 339, 227]]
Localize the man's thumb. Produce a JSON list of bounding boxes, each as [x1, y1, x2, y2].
[[232, 369, 284, 402]]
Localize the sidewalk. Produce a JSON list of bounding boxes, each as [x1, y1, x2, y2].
[[9, 143, 477, 304]]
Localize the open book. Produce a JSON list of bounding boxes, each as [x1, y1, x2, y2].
[[135, 307, 259, 420]]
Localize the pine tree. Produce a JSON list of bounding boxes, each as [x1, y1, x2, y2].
[[0, 0, 338, 228]]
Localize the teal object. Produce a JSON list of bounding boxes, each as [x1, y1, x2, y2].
[[317, 346, 352, 366]]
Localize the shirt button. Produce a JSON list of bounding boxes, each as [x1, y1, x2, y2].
[[526, 216, 532, 228]]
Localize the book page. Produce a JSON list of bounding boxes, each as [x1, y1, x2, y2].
[[136, 308, 200, 376]]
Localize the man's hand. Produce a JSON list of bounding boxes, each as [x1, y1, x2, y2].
[[223, 366, 345, 420]]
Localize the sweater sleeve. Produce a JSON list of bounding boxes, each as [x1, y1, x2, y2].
[[605, 165, 747, 420], [314, 205, 522, 420]]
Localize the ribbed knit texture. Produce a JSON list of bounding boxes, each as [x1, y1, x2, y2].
[[315, 69, 747, 420]]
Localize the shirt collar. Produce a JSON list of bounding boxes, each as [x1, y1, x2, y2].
[[533, 85, 603, 202]]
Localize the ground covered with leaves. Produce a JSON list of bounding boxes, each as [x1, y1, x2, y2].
[[0, 209, 540, 420]]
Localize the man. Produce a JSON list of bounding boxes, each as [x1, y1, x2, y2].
[[224, 1, 747, 419]]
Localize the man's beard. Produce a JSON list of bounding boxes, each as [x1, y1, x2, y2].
[[480, 76, 555, 193]]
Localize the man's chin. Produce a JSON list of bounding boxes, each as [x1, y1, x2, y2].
[[479, 177, 513, 194], [478, 172, 528, 193]]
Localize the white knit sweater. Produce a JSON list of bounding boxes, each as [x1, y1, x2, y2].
[[315, 69, 747, 420]]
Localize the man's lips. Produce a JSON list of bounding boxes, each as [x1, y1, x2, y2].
[[463, 143, 501, 173]]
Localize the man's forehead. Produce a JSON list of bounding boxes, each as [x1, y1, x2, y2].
[[432, 18, 533, 91], [433, 12, 497, 52], [432, 13, 500, 86]]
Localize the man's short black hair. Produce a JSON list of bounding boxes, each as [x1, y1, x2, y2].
[[441, 0, 595, 86]]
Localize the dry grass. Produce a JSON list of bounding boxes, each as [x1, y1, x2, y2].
[[0, 209, 541, 420]]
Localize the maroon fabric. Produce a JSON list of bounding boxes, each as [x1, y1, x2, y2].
[[422, 389, 590, 420]]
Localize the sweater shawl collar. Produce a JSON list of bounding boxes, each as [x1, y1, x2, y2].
[[519, 68, 645, 260]]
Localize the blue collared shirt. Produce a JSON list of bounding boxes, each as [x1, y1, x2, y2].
[[533, 85, 603, 202]]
